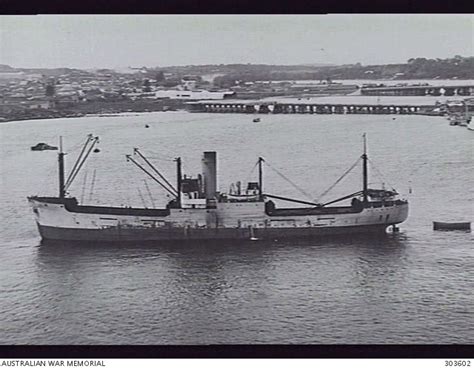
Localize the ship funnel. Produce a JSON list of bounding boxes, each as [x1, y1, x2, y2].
[[202, 151, 218, 199]]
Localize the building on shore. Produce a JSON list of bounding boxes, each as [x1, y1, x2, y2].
[[154, 89, 235, 100]]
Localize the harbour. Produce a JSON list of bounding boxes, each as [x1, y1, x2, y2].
[[1, 112, 472, 344], [1, 14, 473, 352]]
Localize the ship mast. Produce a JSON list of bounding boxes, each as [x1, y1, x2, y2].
[[362, 133, 368, 203], [258, 157, 264, 200], [58, 136, 65, 198], [176, 157, 182, 205]]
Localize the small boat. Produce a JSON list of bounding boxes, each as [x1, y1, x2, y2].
[[227, 193, 260, 202], [447, 99, 472, 127], [448, 117, 469, 126], [145, 124, 150, 128], [31, 143, 58, 151], [433, 221, 471, 231], [253, 118, 261, 123], [227, 181, 260, 202], [448, 115, 465, 126], [468, 121, 474, 131]]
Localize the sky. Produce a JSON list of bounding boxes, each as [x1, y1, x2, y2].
[[0, 15, 472, 69]]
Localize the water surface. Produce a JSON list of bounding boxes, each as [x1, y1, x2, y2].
[[0, 112, 473, 344]]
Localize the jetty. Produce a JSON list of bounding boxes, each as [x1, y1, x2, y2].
[[361, 84, 474, 97], [187, 96, 445, 116]]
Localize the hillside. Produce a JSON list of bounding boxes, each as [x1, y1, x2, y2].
[[1, 55, 472, 83]]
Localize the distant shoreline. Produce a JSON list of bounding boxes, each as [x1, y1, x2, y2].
[[0, 99, 187, 124], [0, 109, 184, 124], [2, 85, 472, 124]]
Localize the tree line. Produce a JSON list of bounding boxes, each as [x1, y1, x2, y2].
[[211, 56, 474, 87]]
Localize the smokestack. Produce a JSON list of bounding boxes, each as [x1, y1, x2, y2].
[[202, 151, 218, 199]]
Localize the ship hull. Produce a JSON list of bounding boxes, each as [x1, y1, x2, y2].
[[29, 196, 408, 243], [36, 223, 389, 242]]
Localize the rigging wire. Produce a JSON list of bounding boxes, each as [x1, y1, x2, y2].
[[67, 136, 94, 154], [123, 191, 131, 208], [80, 170, 88, 204], [263, 159, 314, 201], [242, 160, 259, 186], [126, 154, 178, 198], [65, 136, 99, 191], [137, 186, 147, 208], [36, 159, 60, 196], [134, 148, 177, 193], [65, 134, 93, 187], [88, 169, 97, 202], [34, 135, 96, 196], [315, 157, 361, 202], [143, 179, 156, 208], [137, 150, 176, 162], [405, 161, 429, 195], [367, 158, 395, 190]]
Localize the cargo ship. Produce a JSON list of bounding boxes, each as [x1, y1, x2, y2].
[[28, 134, 409, 242]]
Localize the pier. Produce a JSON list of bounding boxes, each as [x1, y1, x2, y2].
[[187, 100, 440, 115], [360, 84, 474, 96]]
